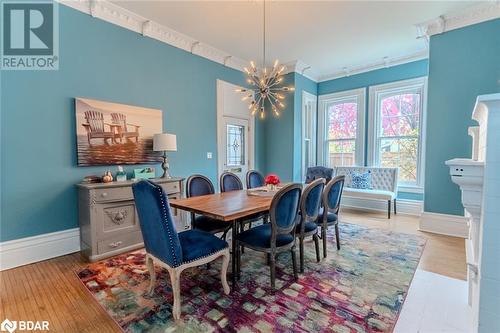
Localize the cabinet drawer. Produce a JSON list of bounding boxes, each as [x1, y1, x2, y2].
[[97, 231, 143, 254], [98, 201, 139, 236], [93, 187, 133, 202], [161, 181, 181, 194]]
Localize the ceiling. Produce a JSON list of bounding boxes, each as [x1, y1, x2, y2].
[[113, 1, 480, 78]]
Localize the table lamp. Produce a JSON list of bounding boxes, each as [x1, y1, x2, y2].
[[153, 133, 177, 178]]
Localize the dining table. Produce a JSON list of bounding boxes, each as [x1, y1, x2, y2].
[[169, 188, 276, 289]]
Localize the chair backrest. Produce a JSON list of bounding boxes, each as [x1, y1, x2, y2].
[[220, 172, 243, 192], [186, 174, 215, 197], [246, 170, 265, 189], [84, 110, 105, 133], [269, 183, 302, 244], [299, 178, 325, 233], [305, 166, 334, 184], [333, 166, 398, 193], [111, 113, 127, 130], [322, 175, 345, 216], [132, 180, 183, 267]]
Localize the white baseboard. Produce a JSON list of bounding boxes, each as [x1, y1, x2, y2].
[[419, 212, 469, 238], [341, 197, 423, 216], [0, 228, 81, 271]]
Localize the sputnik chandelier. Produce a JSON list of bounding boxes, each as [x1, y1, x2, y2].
[[237, 0, 294, 119]]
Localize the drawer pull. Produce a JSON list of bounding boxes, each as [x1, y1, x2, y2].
[[109, 241, 123, 248], [101, 192, 108, 198], [105, 210, 128, 225]]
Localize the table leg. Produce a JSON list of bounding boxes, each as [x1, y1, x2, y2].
[[231, 219, 238, 291]]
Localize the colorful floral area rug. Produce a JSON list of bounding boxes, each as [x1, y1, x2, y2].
[[77, 223, 425, 333]]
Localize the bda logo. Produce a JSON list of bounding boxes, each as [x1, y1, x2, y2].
[[0, 319, 17, 333]]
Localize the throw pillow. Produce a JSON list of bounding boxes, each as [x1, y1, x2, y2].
[[351, 171, 372, 189]]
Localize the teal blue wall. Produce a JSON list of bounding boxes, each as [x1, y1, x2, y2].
[[425, 19, 500, 216], [318, 60, 429, 95], [259, 72, 318, 182], [0, 5, 248, 242], [261, 72, 295, 181], [318, 59, 429, 200]]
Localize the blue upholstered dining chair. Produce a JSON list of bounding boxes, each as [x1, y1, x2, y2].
[[220, 172, 243, 192], [220, 171, 261, 235], [132, 180, 230, 321], [186, 174, 231, 239], [235, 183, 302, 289], [246, 170, 265, 189], [305, 166, 334, 184], [317, 175, 345, 257], [296, 178, 325, 272]]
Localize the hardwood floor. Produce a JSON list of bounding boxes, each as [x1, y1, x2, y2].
[[0, 210, 466, 332], [340, 208, 466, 280]]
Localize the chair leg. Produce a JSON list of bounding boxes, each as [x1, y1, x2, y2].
[[394, 199, 397, 215], [334, 224, 341, 250], [239, 223, 245, 254], [269, 253, 276, 290], [220, 249, 230, 295], [291, 248, 298, 280], [167, 267, 182, 321], [236, 243, 242, 280], [322, 227, 328, 258], [299, 237, 305, 273], [146, 255, 156, 295], [388, 200, 391, 219], [313, 234, 320, 262]]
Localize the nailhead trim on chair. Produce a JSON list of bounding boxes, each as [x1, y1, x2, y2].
[[156, 186, 181, 267], [177, 246, 229, 267]]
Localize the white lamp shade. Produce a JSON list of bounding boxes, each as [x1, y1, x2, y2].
[[153, 133, 177, 152]]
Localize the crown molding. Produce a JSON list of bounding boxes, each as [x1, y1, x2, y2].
[[282, 60, 320, 82], [416, 2, 500, 39], [317, 50, 428, 83], [57, 0, 248, 72]]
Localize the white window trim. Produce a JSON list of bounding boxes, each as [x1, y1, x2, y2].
[[301, 91, 318, 181], [367, 77, 427, 193], [317, 88, 366, 167]]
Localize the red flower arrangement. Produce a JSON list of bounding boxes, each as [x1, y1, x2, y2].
[[264, 174, 280, 185]]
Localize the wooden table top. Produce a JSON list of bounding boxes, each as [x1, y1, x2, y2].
[[169, 190, 273, 221]]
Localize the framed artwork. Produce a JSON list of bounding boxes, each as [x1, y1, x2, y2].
[[75, 98, 163, 166]]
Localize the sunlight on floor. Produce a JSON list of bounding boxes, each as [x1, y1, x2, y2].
[[395, 270, 472, 333]]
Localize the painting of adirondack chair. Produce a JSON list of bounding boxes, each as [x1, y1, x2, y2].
[[111, 113, 140, 143], [75, 98, 163, 166], [82, 110, 120, 144]]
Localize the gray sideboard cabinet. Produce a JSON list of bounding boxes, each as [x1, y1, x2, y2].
[[77, 177, 186, 262]]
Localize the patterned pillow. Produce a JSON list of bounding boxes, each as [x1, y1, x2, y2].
[[351, 171, 372, 189]]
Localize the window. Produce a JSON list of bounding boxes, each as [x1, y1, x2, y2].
[[302, 91, 317, 180], [226, 124, 245, 166], [368, 77, 426, 191], [318, 88, 365, 167]]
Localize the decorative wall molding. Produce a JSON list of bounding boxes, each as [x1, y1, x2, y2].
[[58, 0, 248, 72], [0, 228, 80, 271], [317, 50, 428, 82], [419, 212, 469, 238], [416, 2, 500, 39], [59, 1, 498, 84], [283, 60, 320, 82], [341, 197, 423, 216]]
